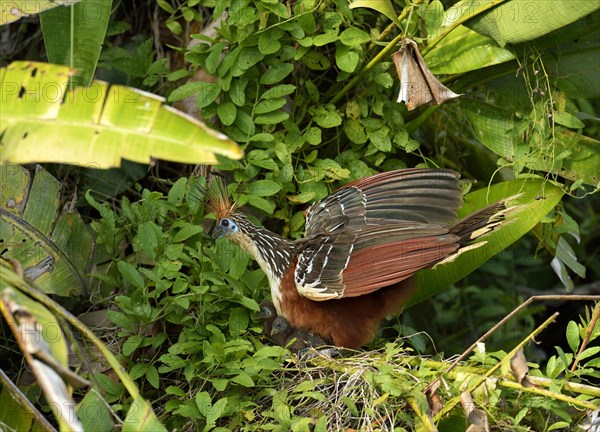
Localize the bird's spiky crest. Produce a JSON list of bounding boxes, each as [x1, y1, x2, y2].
[[207, 176, 237, 219]]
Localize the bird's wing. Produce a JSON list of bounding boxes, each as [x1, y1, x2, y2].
[[296, 168, 463, 301], [295, 223, 458, 300], [338, 227, 458, 297], [304, 168, 462, 237]]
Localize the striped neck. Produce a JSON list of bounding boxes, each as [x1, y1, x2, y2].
[[228, 215, 296, 281]]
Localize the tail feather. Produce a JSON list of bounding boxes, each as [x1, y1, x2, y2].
[[450, 201, 507, 245]]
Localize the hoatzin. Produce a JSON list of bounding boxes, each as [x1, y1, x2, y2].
[[211, 168, 506, 349]]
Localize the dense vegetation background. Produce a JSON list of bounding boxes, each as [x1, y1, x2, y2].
[[0, 0, 599, 431]]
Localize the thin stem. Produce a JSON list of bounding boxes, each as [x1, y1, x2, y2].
[[432, 295, 600, 385], [497, 378, 598, 410], [329, 31, 404, 105], [429, 312, 561, 425], [571, 301, 600, 372]]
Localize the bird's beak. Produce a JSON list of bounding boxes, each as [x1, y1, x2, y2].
[[212, 225, 226, 239]]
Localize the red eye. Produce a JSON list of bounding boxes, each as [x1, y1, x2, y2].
[[221, 219, 229, 227]]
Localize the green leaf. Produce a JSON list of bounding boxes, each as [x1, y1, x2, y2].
[[229, 308, 249, 336], [374, 72, 393, 88], [339, 27, 371, 46], [304, 127, 322, 145], [336, 44, 360, 73], [217, 101, 237, 126], [288, 192, 316, 204], [146, 365, 159, 389], [206, 397, 228, 426], [368, 128, 392, 152], [344, 119, 368, 144], [425, 25, 515, 74], [39, 0, 112, 86], [232, 46, 264, 76], [247, 180, 282, 197], [211, 379, 229, 392], [229, 78, 247, 105], [231, 372, 255, 387], [169, 81, 218, 102], [566, 321, 580, 354], [246, 195, 276, 214], [123, 397, 167, 432], [465, 0, 600, 47], [107, 310, 134, 331], [260, 63, 295, 84], [0, 164, 90, 296], [136, 222, 159, 260], [0, 62, 242, 167], [300, 50, 331, 70], [258, 30, 283, 54], [205, 42, 226, 75], [312, 159, 350, 180], [173, 224, 203, 242], [425, 0, 444, 35], [77, 390, 115, 432], [262, 84, 297, 99], [255, 98, 287, 115], [549, 422, 571, 431], [313, 31, 339, 46], [577, 346, 600, 362], [553, 111, 585, 129], [459, 99, 599, 185], [312, 106, 342, 128], [554, 236, 586, 280], [349, 0, 401, 27], [117, 261, 144, 290], [123, 335, 144, 356], [130, 363, 147, 380], [249, 133, 275, 142], [168, 177, 187, 204], [196, 391, 212, 417], [255, 110, 290, 125]]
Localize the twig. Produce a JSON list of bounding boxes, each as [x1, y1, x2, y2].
[[427, 295, 600, 393], [428, 312, 561, 425], [413, 358, 600, 399], [497, 378, 598, 411]]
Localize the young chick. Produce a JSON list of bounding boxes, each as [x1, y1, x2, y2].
[[270, 315, 328, 352]]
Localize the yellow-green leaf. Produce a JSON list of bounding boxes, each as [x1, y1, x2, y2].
[[0, 61, 242, 168]]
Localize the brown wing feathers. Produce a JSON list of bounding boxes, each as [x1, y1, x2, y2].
[[344, 168, 462, 224], [296, 168, 466, 300], [341, 236, 458, 296]]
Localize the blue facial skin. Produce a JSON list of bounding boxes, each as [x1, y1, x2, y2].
[[212, 217, 238, 239]]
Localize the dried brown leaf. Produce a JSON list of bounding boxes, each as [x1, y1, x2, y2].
[[392, 38, 460, 110]]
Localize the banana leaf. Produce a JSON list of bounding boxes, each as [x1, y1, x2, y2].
[[0, 61, 243, 168], [0, 164, 92, 296]]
